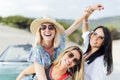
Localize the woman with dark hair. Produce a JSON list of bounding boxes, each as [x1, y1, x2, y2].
[[82, 12, 113, 79]]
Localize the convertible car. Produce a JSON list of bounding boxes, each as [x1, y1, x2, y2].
[[0, 44, 32, 80]]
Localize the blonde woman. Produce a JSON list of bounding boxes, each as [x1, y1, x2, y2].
[[33, 46, 84, 80]]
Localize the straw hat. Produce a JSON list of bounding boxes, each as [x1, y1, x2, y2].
[[30, 16, 65, 34]]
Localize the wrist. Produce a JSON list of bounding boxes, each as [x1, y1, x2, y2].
[[83, 21, 88, 23], [86, 6, 94, 13], [83, 19, 88, 22], [84, 22, 88, 24], [89, 6, 94, 13], [84, 6, 94, 16]]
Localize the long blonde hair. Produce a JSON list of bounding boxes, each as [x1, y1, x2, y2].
[[53, 46, 84, 80]]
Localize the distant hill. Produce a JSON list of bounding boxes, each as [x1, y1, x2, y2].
[[58, 16, 120, 31], [89, 16, 120, 31]]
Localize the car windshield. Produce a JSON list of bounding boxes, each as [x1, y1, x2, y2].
[[0, 44, 32, 62]]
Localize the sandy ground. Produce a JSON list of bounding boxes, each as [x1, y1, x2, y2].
[[0, 24, 120, 80], [0, 24, 34, 53]]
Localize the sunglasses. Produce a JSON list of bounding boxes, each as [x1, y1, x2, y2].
[[91, 32, 104, 40], [40, 24, 55, 30], [66, 51, 79, 64]]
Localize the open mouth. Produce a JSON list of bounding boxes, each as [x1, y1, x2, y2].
[[44, 32, 52, 37], [45, 34, 51, 36]]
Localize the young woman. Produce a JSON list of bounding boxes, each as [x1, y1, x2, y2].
[[82, 10, 113, 80], [33, 46, 84, 80], [16, 4, 104, 80]]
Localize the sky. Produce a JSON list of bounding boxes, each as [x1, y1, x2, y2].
[[0, 0, 120, 19]]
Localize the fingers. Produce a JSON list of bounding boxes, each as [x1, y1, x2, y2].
[[97, 4, 104, 11], [84, 4, 104, 19], [98, 4, 104, 9], [91, 4, 104, 11]]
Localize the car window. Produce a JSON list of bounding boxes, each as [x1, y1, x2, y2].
[[0, 44, 31, 62]]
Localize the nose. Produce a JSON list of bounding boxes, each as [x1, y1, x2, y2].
[[68, 58, 74, 64], [45, 27, 50, 31], [94, 36, 99, 40], [92, 34, 100, 41]]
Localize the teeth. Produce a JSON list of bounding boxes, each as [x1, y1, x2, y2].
[[45, 34, 51, 36]]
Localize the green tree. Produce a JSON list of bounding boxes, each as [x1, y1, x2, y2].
[[2, 15, 34, 29], [0, 16, 3, 22], [57, 20, 83, 45]]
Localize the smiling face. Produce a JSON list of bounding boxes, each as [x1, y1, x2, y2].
[[60, 49, 80, 69], [40, 22, 56, 42], [90, 28, 104, 48]]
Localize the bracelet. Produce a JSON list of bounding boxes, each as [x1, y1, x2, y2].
[[85, 22, 88, 23], [83, 21, 88, 23]]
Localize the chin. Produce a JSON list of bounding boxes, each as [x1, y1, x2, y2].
[[92, 46, 100, 48]]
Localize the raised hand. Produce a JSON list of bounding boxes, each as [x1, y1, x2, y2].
[[91, 4, 104, 11], [84, 4, 104, 19]]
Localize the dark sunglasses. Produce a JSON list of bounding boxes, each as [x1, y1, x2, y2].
[[40, 24, 55, 30], [67, 51, 79, 64], [91, 32, 104, 40]]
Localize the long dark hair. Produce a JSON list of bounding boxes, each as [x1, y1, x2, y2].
[[85, 26, 113, 75]]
